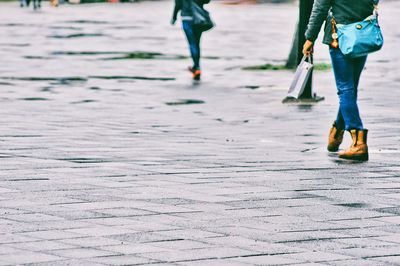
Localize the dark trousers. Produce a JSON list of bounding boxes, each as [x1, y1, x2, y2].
[[182, 20, 202, 70]]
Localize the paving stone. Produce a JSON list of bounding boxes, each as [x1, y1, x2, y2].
[[369, 255, 400, 265], [139, 247, 259, 263], [176, 258, 252, 266], [282, 251, 355, 263], [26, 259, 107, 266], [147, 239, 213, 251], [65, 226, 138, 237], [231, 254, 304, 265], [57, 237, 125, 248], [16, 230, 85, 241], [47, 248, 118, 259], [0, 251, 64, 264], [0, 0, 399, 265], [4, 240, 76, 252], [98, 243, 170, 255], [86, 254, 161, 265]]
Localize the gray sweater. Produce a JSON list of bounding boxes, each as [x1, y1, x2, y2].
[[305, 0, 376, 45]]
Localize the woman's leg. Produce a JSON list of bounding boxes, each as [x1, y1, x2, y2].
[[182, 21, 200, 70], [329, 48, 364, 131], [353, 55, 368, 98], [193, 26, 203, 70], [335, 110, 345, 130]]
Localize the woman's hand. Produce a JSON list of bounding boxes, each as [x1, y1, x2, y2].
[[303, 40, 314, 56]]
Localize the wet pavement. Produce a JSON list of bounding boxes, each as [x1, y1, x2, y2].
[[1, 1, 400, 265]]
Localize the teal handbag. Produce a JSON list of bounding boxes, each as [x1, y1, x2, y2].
[[336, 15, 384, 58]]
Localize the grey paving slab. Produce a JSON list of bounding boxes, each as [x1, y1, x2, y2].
[[4, 240, 76, 252], [46, 247, 118, 259], [0, 251, 64, 264], [176, 259, 252, 266], [0, 0, 399, 265], [231, 254, 304, 265], [86, 254, 161, 265]]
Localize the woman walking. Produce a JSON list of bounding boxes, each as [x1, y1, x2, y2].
[[303, 0, 380, 161], [171, 0, 211, 81]]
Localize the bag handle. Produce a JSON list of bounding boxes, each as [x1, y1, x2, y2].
[[302, 55, 313, 64], [373, 3, 379, 17]]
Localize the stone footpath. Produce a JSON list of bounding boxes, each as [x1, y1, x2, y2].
[[0, 1, 399, 265]]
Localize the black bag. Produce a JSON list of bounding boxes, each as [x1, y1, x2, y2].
[[192, 2, 214, 32]]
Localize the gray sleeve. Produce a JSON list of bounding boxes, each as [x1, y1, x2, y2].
[[305, 0, 332, 42], [172, 0, 182, 21]]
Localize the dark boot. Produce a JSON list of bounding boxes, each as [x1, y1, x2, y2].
[[339, 129, 369, 161], [193, 69, 201, 81], [327, 121, 344, 152]]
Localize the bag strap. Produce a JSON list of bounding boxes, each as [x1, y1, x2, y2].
[[373, 1, 379, 17], [302, 55, 313, 64]]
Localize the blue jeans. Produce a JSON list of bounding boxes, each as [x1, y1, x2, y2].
[[182, 20, 202, 70], [329, 48, 367, 131]]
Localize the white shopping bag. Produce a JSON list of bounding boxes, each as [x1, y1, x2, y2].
[[286, 56, 313, 99]]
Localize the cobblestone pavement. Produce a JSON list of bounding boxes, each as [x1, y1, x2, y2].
[[0, 1, 400, 265]]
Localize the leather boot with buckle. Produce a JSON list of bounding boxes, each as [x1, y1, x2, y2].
[[327, 122, 345, 152], [339, 129, 369, 161]]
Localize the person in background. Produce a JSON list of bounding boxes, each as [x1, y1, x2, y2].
[[303, 0, 377, 161], [171, 0, 211, 81]]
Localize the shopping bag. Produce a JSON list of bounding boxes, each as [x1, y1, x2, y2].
[[286, 56, 313, 99]]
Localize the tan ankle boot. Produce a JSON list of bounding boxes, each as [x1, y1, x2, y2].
[[327, 122, 344, 152], [339, 129, 369, 161]]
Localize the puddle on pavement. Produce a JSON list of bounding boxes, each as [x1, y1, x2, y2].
[[49, 26, 83, 30], [111, 25, 142, 30], [65, 20, 109, 25], [301, 147, 318, 153], [59, 158, 111, 163], [41, 87, 53, 92], [374, 207, 400, 215], [71, 99, 97, 104], [241, 85, 260, 90], [1, 77, 87, 82], [8, 178, 50, 182], [243, 63, 331, 71], [0, 23, 26, 27], [48, 33, 105, 39], [20, 97, 49, 101], [51, 51, 189, 61], [165, 99, 205, 106], [0, 134, 42, 138], [1, 77, 88, 86], [301, 133, 319, 137], [0, 82, 15, 86], [103, 52, 187, 61], [336, 203, 368, 208], [0, 43, 30, 47], [24, 56, 53, 60], [90, 75, 175, 81], [51, 51, 121, 56]]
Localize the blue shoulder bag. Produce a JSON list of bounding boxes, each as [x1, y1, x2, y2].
[[332, 1, 384, 58]]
